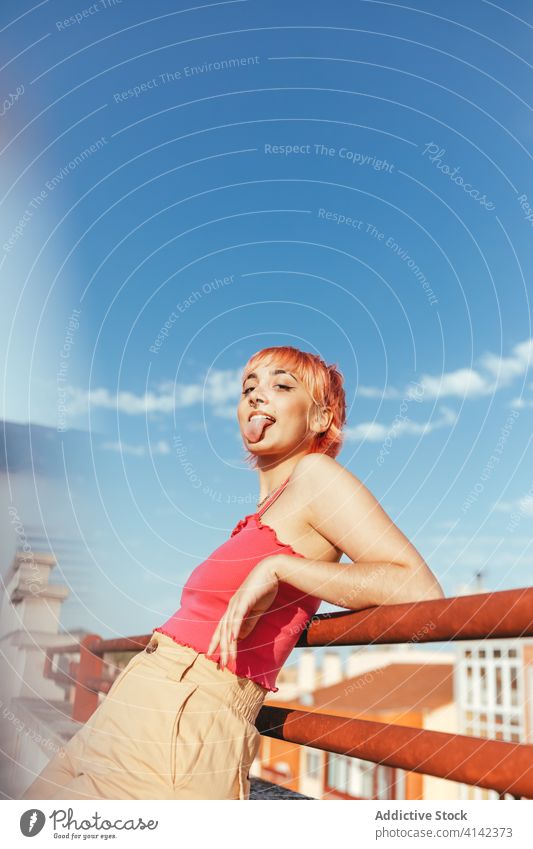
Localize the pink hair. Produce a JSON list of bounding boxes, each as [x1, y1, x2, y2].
[[240, 346, 347, 468]]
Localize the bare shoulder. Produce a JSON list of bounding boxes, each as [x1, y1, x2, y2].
[[292, 453, 360, 493], [292, 453, 428, 570], [285, 454, 348, 560], [290, 453, 362, 528]]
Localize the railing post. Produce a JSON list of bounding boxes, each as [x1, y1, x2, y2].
[[72, 634, 103, 723]]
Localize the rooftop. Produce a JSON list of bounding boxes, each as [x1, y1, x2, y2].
[[275, 662, 454, 716]]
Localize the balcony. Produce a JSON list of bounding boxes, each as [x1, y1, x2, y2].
[[28, 584, 533, 800]]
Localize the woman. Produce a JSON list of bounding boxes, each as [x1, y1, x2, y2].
[[22, 345, 444, 800]]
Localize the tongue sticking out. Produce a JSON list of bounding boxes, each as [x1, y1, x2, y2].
[[243, 416, 275, 443]]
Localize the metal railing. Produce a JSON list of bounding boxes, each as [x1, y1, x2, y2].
[[43, 586, 533, 800]]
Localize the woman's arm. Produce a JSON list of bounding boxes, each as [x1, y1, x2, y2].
[[265, 551, 444, 609], [269, 453, 445, 608], [209, 454, 444, 669]]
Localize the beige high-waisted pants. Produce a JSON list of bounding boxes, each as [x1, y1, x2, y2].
[[21, 632, 267, 800]]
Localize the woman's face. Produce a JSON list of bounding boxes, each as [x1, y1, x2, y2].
[[237, 361, 318, 459]]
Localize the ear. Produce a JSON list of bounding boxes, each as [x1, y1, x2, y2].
[[311, 405, 333, 435]]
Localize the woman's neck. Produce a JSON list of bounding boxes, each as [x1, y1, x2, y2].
[[255, 454, 306, 502]]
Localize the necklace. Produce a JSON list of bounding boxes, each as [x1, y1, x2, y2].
[[256, 478, 286, 510], [256, 492, 273, 510]]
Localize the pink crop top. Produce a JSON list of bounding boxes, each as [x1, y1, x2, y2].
[[153, 475, 321, 693]]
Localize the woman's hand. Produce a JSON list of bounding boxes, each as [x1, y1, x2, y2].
[[206, 557, 280, 670]]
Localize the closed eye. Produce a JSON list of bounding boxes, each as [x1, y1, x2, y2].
[[242, 384, 292, 395]]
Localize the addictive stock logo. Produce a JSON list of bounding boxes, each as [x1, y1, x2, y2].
[[20, 809, 46, 836]]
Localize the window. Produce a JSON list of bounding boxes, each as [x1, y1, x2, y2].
[[275, 761, 291, 777], [348, 759, 363, 797], [306, 749, 321, 778], [328, 756, 377, 798], [376, 765, 394, 799], [355, 759, 374, 798], [480, 667, 488, 706], [327, 754, 347, 792], [393, 769, 406, 801], [337, 756, 348, 790], [510, 666, 520, 707], [326, 754, 336, 787], [459, 643, 524, 761], [465, 666, 473, 702], [495, 667, 503, 706]]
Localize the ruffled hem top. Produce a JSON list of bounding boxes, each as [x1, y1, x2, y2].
[[153, 476, 321, 693]]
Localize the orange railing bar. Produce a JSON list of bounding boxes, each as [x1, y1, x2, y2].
[[255, 704, 533, 799], [41, 587, 533, 798], [295, 586, 533, 647]]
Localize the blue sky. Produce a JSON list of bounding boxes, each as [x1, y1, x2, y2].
[[1, 0, 532, 650]]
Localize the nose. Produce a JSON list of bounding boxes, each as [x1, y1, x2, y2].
[[247, 385, 265, 404]]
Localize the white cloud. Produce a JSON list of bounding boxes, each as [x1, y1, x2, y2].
[[510, 396, 533, 409], [356, 385, 405, 400], [100, 439, 171, 457], [60, 337, 532, 447], [66, 368, 243, 418], [358, 337, 533, 401], [492, 493, 533, 517], [156, 369, 241, 407], [67, 387, 176, 416], [478, 338, 533, 383], [417, 368, 493, 399], [345, 405, 457, 442], [433, 519, 461, 530], [212, 405, 239, 420]]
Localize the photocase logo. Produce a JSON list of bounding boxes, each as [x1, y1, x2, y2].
[[20, 809, 46, 836]]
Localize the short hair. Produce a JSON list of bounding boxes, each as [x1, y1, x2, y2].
[[240, 345, 347, 468]]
